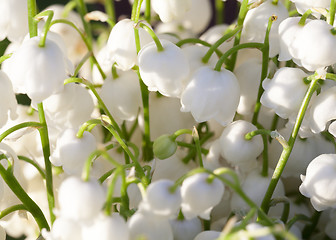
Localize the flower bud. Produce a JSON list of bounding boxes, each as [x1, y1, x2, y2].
[[153, 134, 177, 160]]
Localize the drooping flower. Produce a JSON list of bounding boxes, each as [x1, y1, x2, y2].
[[180, 66, 240, 126], [299, 154, 336, 211], [151, 0, 191, 23], [138, 39, 190, 98]]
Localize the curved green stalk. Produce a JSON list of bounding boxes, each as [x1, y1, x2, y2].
[[34, 10, 54, 47], [75, 0, 93, 46], [0, 53, 13, 65], [0, 204, 27, 219], [105, 0, 116, 26], [18, 156, 46, 179], [260, 76, 320, 214], [137, 22, 164, 52], [0, 164, 49, 230], [0, 122, 43, 142], [145, 0, 151, 23]]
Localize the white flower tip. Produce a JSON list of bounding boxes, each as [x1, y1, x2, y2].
[[84, 11, 109, 22]]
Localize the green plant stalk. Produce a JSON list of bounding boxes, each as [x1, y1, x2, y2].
[[260, 76, 320, 214], [137, 22, 164, 52], [145, 0, 151, 22], [215, 0, 225, 24], [0, 122, 43, 142], [214, 42, 264, 71], [192, 127, 204, 168], [202, 25, 243, 64], [225, 0, 249, 71], [105, 0, 116, 26], [18, 156, 46, 179], [176, 38, 223, 57], [330, 0, 336, 26], [0, 53, 12, 65], [27, 0, 55, 224], [64, 77, 123, 137], [75, 0, 93, 46], [35, 10, 54, 47], [50, 19, 106, 79], [0, 164, 49, 230], [251, 16, 275, 125], [37, 103, 56, 224], [104, 167, 122, 215], [0, 204, 27, 219]]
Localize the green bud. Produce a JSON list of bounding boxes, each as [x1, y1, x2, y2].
[[153, 134, 177, 160]]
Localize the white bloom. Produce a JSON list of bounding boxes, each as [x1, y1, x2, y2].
[[128, 211, 173, 240], [169, 217, 202, 240], [42, 217, 83, 240], [219, 120, 263, 171], [138, 39, 190, 98], [43, 83, 94, 129], [261, 67, 309, 119], [194, 231, 221, 240], [0, 0, 28, 42], [299, 154, 336, 211], [152, 0, 191, 23], [57, 176, 106, 220], [51, 128, 96, 176], [82, 213, 129, 240], [291, 20, 336, 71], [100, 70, 141, 122], [4, 36, 69, 103], [0, 70, 18, 128], [309, 86, 336, 134], [107, 19, 153, 71], [241, 0, 289, 57], [291, 0, 330, 16], [180, 66, 240, 126], [234, 58, 262, 115], [181, 173, 224, 220], [139, 179, 182, 218]]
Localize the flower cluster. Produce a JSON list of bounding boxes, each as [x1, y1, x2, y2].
[[0, 0, 336, 239]]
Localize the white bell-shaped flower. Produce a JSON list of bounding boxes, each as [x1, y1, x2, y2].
[[43, 83, 94, 129], [309, 86, 336, 134], [291, 0, 330, 16], [181, 173, 224, 220], [231, 170, 285, 216], [51, 128, 97, 176], [278, 17, 310, 62], [219, 120, 263, 171], [139, 179, 182, 218], [299, 154, 336, 211], [180, 0, 212, 34], [128, 211, 174, 240], [152, 0, 191, 23], [0, 70, 18, 128], [180, 66, 240, 126], [138, 39, 190, 98], [234, 58, 262, 115], [42, 217, 83, 240], [82, 213, 129, 240], [57, 176, 106, 220], [194, 231, 221, 240], [169, 217, 202, 240], [4, 36, 70, 103], [0, 0, 28, 42], [261, 67, 309, 119], [291, 20, 336, 71], [107, 19, 153, 71], [100, 70, 141, 122], [241, 0, 289, 57]]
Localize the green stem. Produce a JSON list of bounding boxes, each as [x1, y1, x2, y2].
[[176, 38, 223, 57], [176, 141, 209, 155], [145, 0, 151, 23], [251, 16, 275, 125], [73, 52, 92, 77], [18, 155, 46, 179], [244, 129, 273, 140], [0, 164, 49, 230], [35, 10, 54, 48], [225, 0, 249, 71], [270, 197, 290, 223], [105, 0, 116, 26], [192, 127, 203, 168], [215, 0, 225, 24], [214, 42, 264, 71], [105, 167, 123, 215], [137, 22, 164, 52], [37, 103, 55, 224], [272, 0, 278, 5], [302, 211, 321, 239], [202, 25, 243, 64], [101, 117, 148, 185], [298, 9, 312, 26], [0, 204, 27, 219], [171, 129, 193, 141], [75, 0, 93, 46], [0, 53, 13, 65], [260, 76, 320, 214], [64, 77, 122, 137], [0, 122, 43, 142], [27, 0, 38, 37], [330, 0, 336, 26], [76, 119, 100, 138]]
